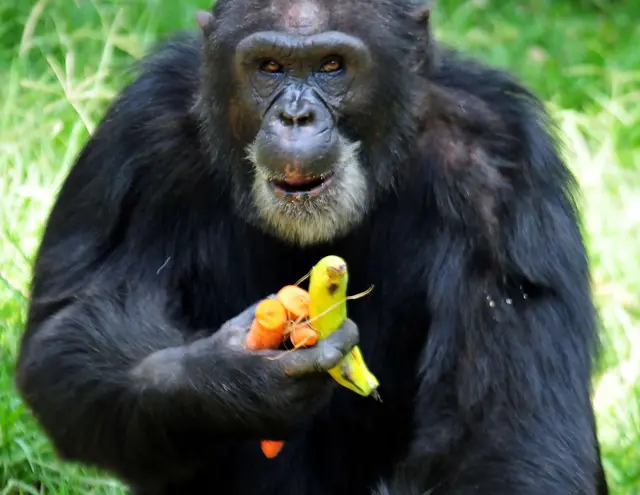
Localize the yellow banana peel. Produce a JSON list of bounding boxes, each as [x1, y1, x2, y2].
[[307, 255, 381, 400]]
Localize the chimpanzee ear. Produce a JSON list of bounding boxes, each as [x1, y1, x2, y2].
[[410, 0, 432, 24], [407, 1, 435, 74], [196, 10, 215, 36]]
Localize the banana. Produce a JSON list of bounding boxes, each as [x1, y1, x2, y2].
[[307, 255, 381, 401]]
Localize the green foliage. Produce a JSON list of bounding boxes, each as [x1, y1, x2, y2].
[[0, 0, 638, 493]]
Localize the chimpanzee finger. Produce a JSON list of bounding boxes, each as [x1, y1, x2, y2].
[[274, 319, 360, 376]]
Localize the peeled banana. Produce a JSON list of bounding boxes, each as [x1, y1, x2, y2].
[[307, 255, 381, 400]]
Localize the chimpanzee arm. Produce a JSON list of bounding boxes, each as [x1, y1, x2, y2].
[[13, 46, 236, 482], [17, 289, 254, 480], [376, 267, 605, 495], [376, 76, 606, 495], [17, 280, 356, 486], [397, 247, 604, 495]]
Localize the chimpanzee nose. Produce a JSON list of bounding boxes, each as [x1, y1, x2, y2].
[[256, 89, 339, 178], [278, 103, 315, 126]]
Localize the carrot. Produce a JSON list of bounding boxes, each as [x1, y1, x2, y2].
[[254, 298, 288, 332], [246, 320, 279, 350], [289, 323, 318, 348], [246, 299, 287, 350], [244, 297, 289, 459], [277, 285, 311, 321], [260, 440, 285, 459]]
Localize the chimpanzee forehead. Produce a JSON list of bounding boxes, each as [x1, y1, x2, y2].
[[271, 0, 330, 34], [217, 0, 401, 50], [266, 0, 393, 41]]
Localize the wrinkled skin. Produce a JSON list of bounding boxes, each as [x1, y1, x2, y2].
[[236, 30, 371, 185]]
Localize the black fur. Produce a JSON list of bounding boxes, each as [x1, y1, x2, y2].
[[15, 1, 608, 494]]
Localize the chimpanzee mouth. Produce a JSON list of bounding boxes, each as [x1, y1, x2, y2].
[[269, 172, 334, 197]]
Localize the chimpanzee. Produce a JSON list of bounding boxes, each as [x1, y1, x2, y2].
[[15, 0, 609, 494]]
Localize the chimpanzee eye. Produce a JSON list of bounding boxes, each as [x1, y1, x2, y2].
[[320, 56, 343, 73], [259, 60, 283, 73]]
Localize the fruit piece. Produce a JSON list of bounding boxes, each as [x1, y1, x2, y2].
[[289, 323, 318, 348], [244, 297, 289, 458], [277, 285, 311, 320], [307, 255, 380, 399], [246, 319, 282, 350], [260, 440, 284, 459], [254, 298, 288, 333]]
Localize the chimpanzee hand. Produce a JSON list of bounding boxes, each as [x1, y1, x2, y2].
[[208, 296, 360, 439], [217, 297, 359, 374]]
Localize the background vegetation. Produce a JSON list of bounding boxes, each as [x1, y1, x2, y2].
[[1, 0, 638, 493]]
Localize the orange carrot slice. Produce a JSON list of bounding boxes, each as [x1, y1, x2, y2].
[[254, 298, 287, 333], [260, 440, 284, 459], [246, 319, 283, 350], [277, 285, 311, 321], [290, 324, 318, 348]]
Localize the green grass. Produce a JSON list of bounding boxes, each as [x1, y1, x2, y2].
[[1, 0, 638, 493]]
